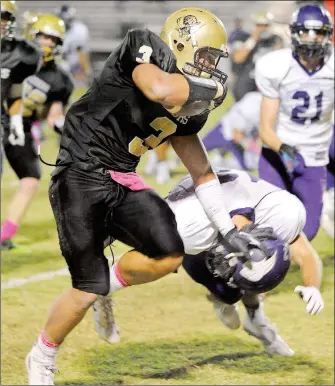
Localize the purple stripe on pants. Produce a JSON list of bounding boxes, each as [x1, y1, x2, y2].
[[259, 147, 326, 241], [202, 123, 247, 169]]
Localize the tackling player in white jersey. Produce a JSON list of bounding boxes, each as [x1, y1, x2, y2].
[[95, 168, 325, 356], [202, 90, 261, 171], [255, 4, 334, 241]]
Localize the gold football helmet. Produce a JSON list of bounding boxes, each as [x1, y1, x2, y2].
[[1, 1, 17, 39], [22, 10, 39, 40], [28, 14, 66, 62], [160, 7, 229, 83]]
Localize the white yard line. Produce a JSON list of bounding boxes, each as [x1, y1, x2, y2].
[[2, 255, 120, 291]]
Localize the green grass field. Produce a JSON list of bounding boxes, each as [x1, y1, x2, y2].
[[1, 91, 334, 385]]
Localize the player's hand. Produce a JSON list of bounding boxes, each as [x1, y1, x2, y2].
[[207, 226, 275, 279], [279, 143, 299, 174], [8, 114, 25, 146], [294, 286, 324, 315]]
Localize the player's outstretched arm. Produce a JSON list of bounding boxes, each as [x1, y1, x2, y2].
[[290, 233, 324, 315]]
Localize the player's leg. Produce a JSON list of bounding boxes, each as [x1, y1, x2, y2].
[[93, 187, 185, 342], [258, 147, 292, 191], [26, 168, 113, 384], [292, 166, 327, 241], [1, 132, 41, 249], [109, 188, 184, 285], [202, 122, 229, 152], [241, 293, 294, 356], [182, 253, 242, 329]]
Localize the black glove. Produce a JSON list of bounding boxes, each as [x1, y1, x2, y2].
[[279, 143, 298, 174], [211, 85, 228, 110], [239, 223, 277, 256], [205, 227, 254, 280], [240, 223, 277, 241], [206, 225, 276, 280]]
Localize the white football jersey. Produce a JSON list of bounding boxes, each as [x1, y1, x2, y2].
[[255, 48, 334, 166], [63, 21, 90, 71], [220, 91, 262, 140], [166, 169, 285, 255]]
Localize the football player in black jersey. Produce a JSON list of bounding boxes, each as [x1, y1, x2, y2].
[[1, 14, 74, 251], [0, 0, 42, 248], [26, 8, 274, 384]]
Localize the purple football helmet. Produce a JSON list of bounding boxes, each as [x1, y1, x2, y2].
[[290, 4, 333, 60], [230, 237, 291, 293]]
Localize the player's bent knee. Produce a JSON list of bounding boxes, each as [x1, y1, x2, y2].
[[20, 177, 40, 191], [166, 254, 183, 271], [70, 288, 99, 308], [150, 253, 183, 276]]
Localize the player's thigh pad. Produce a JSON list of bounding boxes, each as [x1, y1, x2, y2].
[[255, 190, 306, 244], [111, 189, 184, 258], [166, 196, 218, 255], [49, 168, 118, 295], [4, 132, 41, 179]]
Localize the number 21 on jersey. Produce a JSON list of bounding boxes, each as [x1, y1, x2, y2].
[[129, 117, 177, 157], [291, 90, 323, 125]]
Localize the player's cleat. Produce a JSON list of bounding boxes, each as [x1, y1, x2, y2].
[[243, 314, 294, 356], [26, 345, 58, 385], [156, 160, 171, 184], [93, 295, 120, 344], [207, 293, 241, 330]]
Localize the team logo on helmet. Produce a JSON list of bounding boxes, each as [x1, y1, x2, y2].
[[176, 15, 202, 41]]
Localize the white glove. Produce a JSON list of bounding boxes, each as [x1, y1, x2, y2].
[[294, 285, 324, 315], [8, 114, 25, 146]]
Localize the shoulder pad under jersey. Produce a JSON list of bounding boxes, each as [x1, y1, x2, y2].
[[256, 48, 293, 84]]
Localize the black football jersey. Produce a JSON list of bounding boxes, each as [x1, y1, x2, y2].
[[1, 38, 41, 134], [55, 29, 210, 174], [21, 61, 75, 132]]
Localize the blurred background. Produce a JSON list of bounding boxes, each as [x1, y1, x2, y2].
[[17, 1, 298, 76]]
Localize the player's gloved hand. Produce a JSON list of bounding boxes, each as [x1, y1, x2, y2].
[[294, 285, 324, 315], [240, 223, 277, 242], [205, 237, 241, 281], [279, 143, 304, 175], [8, 114, 25, 146], [206, 225, 275, 280], [210, 85, 228, 110]]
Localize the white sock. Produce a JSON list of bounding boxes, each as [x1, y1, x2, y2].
[[35, 332, 59, 363], [109, 263, 129, 294]]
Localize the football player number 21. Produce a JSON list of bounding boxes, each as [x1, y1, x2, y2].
[[291, 91, 323, 124], [129, 117, 177, 157]]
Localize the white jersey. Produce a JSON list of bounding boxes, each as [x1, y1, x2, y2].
[[166, 169, 306, 255], [62, 21, 90, 72], [255, 48, 334, 166], [220, 91, 262, 140]]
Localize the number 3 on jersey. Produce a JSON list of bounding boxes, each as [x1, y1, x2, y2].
[[291, 91, 323, 125], [129, 117, 177, 157]]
